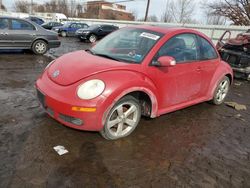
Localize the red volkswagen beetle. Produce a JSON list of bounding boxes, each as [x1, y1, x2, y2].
[[36, 25, 233, 140]]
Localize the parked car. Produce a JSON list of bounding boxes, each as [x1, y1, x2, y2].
[[41, 21, 63, 30], [52, 22, 89, 37], [76, 24, 119, 43], [0, 16, 61, 55], [217, 30, 250, 80], [36, 26, 233, 140], [25, 16, 45, 25]]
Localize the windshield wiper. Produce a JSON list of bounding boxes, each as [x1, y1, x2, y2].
[[94, 53, 121, 62]]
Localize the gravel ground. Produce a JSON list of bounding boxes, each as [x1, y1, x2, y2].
[[0, 37, 250, 188]]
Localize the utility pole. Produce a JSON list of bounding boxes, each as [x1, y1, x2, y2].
[[144, 0, 150, 21], [30, 0, 33, 14]]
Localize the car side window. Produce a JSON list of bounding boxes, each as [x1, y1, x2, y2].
[[198, 36, 218, 60], [70, 23, 77, 28], [77, 23, 84, 28], [102, 26, 110, 31], [156, 33, 200, 63], [11, 19, 35, 30], [0, 18, 9, 30]]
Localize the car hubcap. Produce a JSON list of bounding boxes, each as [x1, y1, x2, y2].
[[216, 79, 229, 102], [107, 102, 138, 137], [89, 35, 96, 43], [35, 42, 46, 53]]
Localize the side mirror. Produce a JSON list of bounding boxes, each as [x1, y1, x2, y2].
[[153, 56, 176, 67]]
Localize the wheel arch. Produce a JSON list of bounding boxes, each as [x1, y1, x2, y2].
[[101, 87, 158, 127], [31, 38, 48, 48]]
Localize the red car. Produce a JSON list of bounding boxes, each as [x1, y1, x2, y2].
[[36, 25, 233, 140]]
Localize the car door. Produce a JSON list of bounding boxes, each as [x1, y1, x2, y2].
[[8, 19, 37, 48], [102, 26, 112, 36], [197, 35, 219, 96], [67, 23, 77, 36], [146, 33, 204, 110], [0, 18, 12, 48]]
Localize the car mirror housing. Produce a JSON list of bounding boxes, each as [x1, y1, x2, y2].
[[154, 56, 176, 67]]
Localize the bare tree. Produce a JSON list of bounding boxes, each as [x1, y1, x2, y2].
[[42, 0, 69, 16], [161, 0, 173, 22], [0, 0, 6, 11], [76, 4, 84, 17], [204, 10, 227, 25], [147, 15, 158, 22], [14, 0, 29, 13], [207, 0, 250, 25], [169, 0, 195, 24]]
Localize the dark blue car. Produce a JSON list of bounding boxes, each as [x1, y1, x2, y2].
[[52, 22, 89, 37]]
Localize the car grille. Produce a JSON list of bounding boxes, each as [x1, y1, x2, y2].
[[37, 89, 46, 108]]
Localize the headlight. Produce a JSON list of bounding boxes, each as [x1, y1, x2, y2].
[[77, 79, 105, 100], [45, 60, 55, 70]]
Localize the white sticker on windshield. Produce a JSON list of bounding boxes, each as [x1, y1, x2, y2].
[[140, 32, 160, 40]]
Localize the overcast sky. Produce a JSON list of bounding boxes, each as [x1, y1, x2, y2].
[[2, 0, 204, 22]]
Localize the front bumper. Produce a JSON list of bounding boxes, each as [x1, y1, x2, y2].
[[232, 67, 250, 80], [219, 48, 250, 80], [76, 33, 89, 40], [36, 72, 107, 131]]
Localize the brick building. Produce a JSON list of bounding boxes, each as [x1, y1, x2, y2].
[[83, 1, 134, 21]]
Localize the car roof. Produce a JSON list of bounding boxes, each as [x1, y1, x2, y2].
[[128, 25, 210, 40], [0, 16, 34, 23], [129, 25, 194, 34]]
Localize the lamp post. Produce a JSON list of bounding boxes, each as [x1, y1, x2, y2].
[[144, 0, 150, 21]]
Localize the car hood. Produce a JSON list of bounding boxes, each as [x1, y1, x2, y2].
[[47, 50, 133, 86]]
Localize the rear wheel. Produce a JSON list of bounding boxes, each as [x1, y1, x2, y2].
[[211, 76, 230, 105], [32, 40, 48, 55], [100, 96, 141, 140], [60, 31, 67, 37]]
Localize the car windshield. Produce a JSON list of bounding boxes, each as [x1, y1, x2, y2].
[[91, 28, 163, 64], [63, 23, 71, 27]]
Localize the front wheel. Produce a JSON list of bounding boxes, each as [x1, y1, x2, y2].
[[100, 96, 141, 140], [88, 34, 97, 43], [211, 76, 230, 105], [32, 40, 48, 55]]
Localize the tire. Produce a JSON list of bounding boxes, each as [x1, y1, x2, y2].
[[88, 34, 97, 43], [100, 96, 141, 140], [60, 31, 67, 37], [211, 76, 230, 105], [32, 40, 48, 55]]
